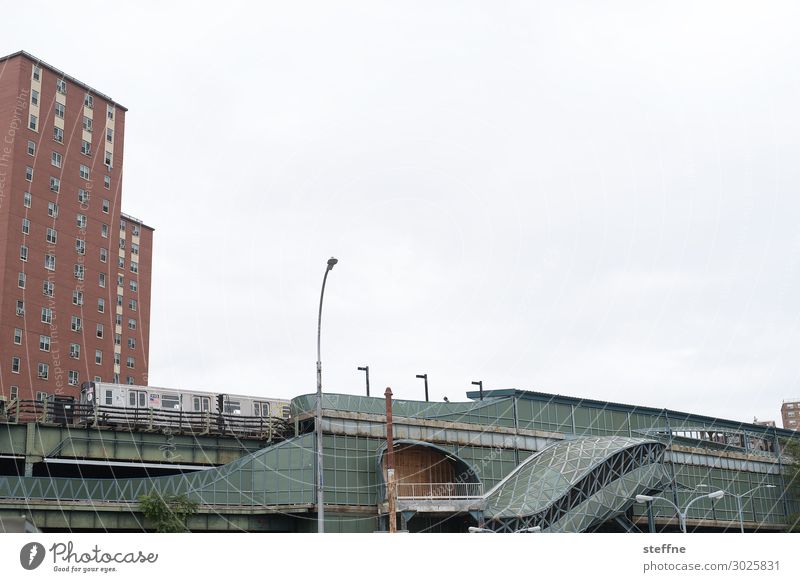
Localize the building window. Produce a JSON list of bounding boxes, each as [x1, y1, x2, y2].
[[11, 357, 21, 374], [31, 89, 39, 105], [95, 350, 102, 364], [48, 202, 58, 217], [13, 328, 22, 344], [21, 218, 30, 234], [107, 104, 114, 120], [129, 299, 137, 311], [15, 300, 24, 316], [118, 257, 125, 269], [10, 386, 18, 400], [102, 199, 110, 213], [130, 280, 138, 292], [115, 353, 121, 366], [23, 192, 31, 207], [41, 307, 52, 324], [79, 164, 90, 179], [115, 334, 121, 346], [27, 140, 35, 155], [100, 248, 108, 263], [104, 151, 112, 167], [117, 274, 124, 286], [46, 228, 57, 244], [77, 214, 87, 229], [17, 272, 26, 288], [43, 281, 54, 297], [130, 261, 138, 274], [20, 245, 28, 261], [50, 176, 60, 193], [126, 376, 135, 385], [128, 337, 136, 349], [68, 370, 78, 386], [44, 254, 55, 271], [120, 219, 126, 232], [72, 289, 84, 306], [39, 335, 51, 352], [29, 114, 37, 131], [84, 94, 93, 108], [126, 357, 135, 369], [32, 65, 41, 81], [81, 140, 91, 155], [71, 315, 81, 332], [26, 166, 33, 181], [82, 116, 92, 132], [104, 175, 111, 189], [99, 272, 106, 287], [75, 238, 86, 255], [119, 238, 126, 250], [38, 363, 49, 379], [106, 127, 113, 142], [96, 323, 104, 339], [115, 314, 122, 326], [78, 189, 89, 204], [101, 223, 108, 238], [98, 298, 105, 313], [132, 225, 140, 236], [69, 343, 80, 359], [36, 391, 47, 401], [128, 318, 137, 330], [74, 264, 85, 280], [56, 79, 66, 94], [51, 151, 62, 167], [53, 126, 64, 143], [55, 102, 65, 119]]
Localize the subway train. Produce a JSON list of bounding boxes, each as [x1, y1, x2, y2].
[[80, 381, 291, 420]]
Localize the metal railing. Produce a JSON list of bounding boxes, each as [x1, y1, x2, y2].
[[3, 399, 291, 441], [396, 482, 484, 500]]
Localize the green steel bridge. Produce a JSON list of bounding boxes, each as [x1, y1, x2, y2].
[[0, 389, 797, 532]]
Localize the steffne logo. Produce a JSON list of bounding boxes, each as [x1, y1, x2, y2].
[[20, 542, 46, 570]]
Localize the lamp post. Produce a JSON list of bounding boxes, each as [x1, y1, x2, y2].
[[635, 490, 725, 533], [416, 374, 428, 402], [730, 485, 776, 533], [357, 366, 370, 397], [315, 257, 338, 533], [471, 381, 483, 401]]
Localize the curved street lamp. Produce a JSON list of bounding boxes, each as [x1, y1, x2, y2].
[[727, 484, 776, 533], [316, 257, 338, 533], [635, 490, 725, 533]]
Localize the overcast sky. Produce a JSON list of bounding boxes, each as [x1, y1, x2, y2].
[[5, 1, 800, 424]]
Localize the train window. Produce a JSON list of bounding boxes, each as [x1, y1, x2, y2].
[[223, 400, 241, 414], [138, 392, 146, 408], [105, 391, 113, 405], [129, 392, 136, 407], [192, 396, 210, 412], [162, 395, 180, 410], [282, 405, 290, 419]]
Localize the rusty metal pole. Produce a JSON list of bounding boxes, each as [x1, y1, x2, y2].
[[385, 387, 397, 533]]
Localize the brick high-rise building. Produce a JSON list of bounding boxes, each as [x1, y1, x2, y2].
[[0, 51, 153, 404], [781, 400, 799, 431]]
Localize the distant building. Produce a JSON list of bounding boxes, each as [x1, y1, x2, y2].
[[754, 418, 776, 428], [781, 401, 800, 430], [0, 51, 153, 404]]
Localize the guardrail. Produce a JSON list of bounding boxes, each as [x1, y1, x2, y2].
[[396, 482, 484, 500], [2, 399, 290, 441]]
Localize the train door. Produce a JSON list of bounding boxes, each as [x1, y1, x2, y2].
[[192, 396, 210, 412], [128, 389, 147, 408], [253, 401, 271, 417]]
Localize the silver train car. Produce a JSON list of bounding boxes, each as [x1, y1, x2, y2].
[[80, 381, 291, 420]]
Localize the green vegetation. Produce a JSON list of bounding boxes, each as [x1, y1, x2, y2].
[[138, 491, 198, 532]]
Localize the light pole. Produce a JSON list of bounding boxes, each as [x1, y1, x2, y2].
[[471, 381, 483, 401], [635, 490, 725, 533], [730, 485, 776, 533], [357, 366, 370, 397], [316, 257, 338, 533], [416, 374, 429, 402]]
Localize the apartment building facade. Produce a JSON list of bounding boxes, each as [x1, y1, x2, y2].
[[0, 51, 152, 403]]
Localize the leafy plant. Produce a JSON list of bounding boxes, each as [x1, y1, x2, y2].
[[138, 491, 198, 532]]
